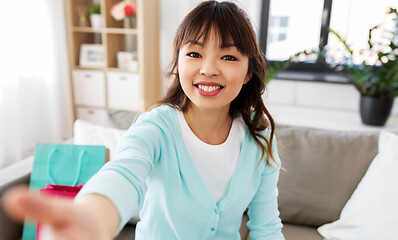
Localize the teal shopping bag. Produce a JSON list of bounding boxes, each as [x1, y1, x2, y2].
[[22, 143, 108, 240]]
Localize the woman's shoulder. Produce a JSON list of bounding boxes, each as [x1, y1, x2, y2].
[[136, 104, 176, 123], [130, 104, 178, 134]]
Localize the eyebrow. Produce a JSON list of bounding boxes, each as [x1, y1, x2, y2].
[[186, 40, 236, 49]]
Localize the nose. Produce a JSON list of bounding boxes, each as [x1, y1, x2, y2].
[[199, 57, 220, 77]]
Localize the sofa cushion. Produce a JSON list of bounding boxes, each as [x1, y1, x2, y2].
[[115, 224, 135, 240], [317, 131, 398, 239], [74, 119, 126, 157], [281, 224, 322, 240], [276, 125, 379, 227]]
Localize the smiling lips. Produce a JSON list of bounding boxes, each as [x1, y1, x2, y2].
[[194, 82, 224, 96]]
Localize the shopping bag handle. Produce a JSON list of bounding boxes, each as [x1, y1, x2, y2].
[[47, 148, 87, 186]]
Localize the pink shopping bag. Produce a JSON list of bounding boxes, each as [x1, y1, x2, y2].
[[36, 184, 83, 240]]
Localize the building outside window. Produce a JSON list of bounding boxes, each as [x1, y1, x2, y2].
[[268, 16, 289, 43]]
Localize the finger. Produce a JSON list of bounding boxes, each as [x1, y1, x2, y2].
[[2, 185, 73, 225], [18, 191, 74, 226], [2, 185, 32, 222]]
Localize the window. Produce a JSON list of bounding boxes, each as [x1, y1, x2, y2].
[[269, 16, 289, 43], [260, 0, 398, 81], [328, 0, 398, 65], [262, 0, 324, 61]]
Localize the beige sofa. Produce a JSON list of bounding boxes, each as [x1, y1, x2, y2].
[[0, 124, 380, 240]]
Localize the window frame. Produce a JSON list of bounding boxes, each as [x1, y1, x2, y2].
[[260, 0, 350, 83]]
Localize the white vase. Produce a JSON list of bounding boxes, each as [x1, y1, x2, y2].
[[90, 14, 101, 29]]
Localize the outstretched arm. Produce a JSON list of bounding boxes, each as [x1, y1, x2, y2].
[[3, 186, 119, 240]]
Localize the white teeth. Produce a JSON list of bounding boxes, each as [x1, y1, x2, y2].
[[197, 85, 221, 92]]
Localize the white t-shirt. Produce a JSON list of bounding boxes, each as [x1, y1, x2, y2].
[[176, 110, 245, 203]]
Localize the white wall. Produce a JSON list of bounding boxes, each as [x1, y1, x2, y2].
[[265, 80, 398, 116], [264, 79, 398, 131]]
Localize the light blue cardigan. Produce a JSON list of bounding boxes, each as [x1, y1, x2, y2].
[[76, 105, 284, 240]]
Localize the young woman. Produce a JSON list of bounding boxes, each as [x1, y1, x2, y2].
[[3, 1, 285, 239]]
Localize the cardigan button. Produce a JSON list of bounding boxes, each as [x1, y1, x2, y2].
[[211, 228, 215, 231], [214, 209, 219, 214]]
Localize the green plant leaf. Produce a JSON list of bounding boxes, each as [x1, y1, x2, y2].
[[90, 4, 101, 14]]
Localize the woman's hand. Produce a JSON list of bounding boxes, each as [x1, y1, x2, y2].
[[2, 186, 114, 240]]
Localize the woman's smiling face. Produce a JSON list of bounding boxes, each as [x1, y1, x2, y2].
[[178, 29, 251, 112]]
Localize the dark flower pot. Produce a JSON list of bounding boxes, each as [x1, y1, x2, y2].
[[360, 95, 394, 126]]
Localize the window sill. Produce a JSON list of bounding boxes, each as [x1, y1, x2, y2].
[[268, 104, 398, 132], [273, 70, 350, 84]]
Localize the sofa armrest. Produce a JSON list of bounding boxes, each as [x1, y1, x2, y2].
[[0, 156, 33, 240]]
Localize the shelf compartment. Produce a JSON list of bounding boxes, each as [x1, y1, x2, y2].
[[105, 0, 138, 29], [69, 0, 98, 27], [72, 32, 103, 67], [106, 33, 138, 69]]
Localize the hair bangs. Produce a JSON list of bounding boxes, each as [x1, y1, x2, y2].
[[178, 1, 254, 57], [213, 3, 255, 57]]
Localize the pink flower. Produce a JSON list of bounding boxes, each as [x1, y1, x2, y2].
[[124, 3, 136, 17], [111, 1, 136, 21], [110, 2, 126, 20]]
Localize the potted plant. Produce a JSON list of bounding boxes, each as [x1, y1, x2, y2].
[[329, 8, 398, 126], [265, 59, 290, 84], [90, 4, 101, 29]]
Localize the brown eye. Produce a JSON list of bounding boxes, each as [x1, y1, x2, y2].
[[222, 55, 237, 61], [187, 52, 201, 58]]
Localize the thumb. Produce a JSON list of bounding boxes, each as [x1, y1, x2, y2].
[[2, 185, 72, 225]]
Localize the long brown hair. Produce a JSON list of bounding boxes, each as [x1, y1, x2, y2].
[[157, 1, 277, 166]]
